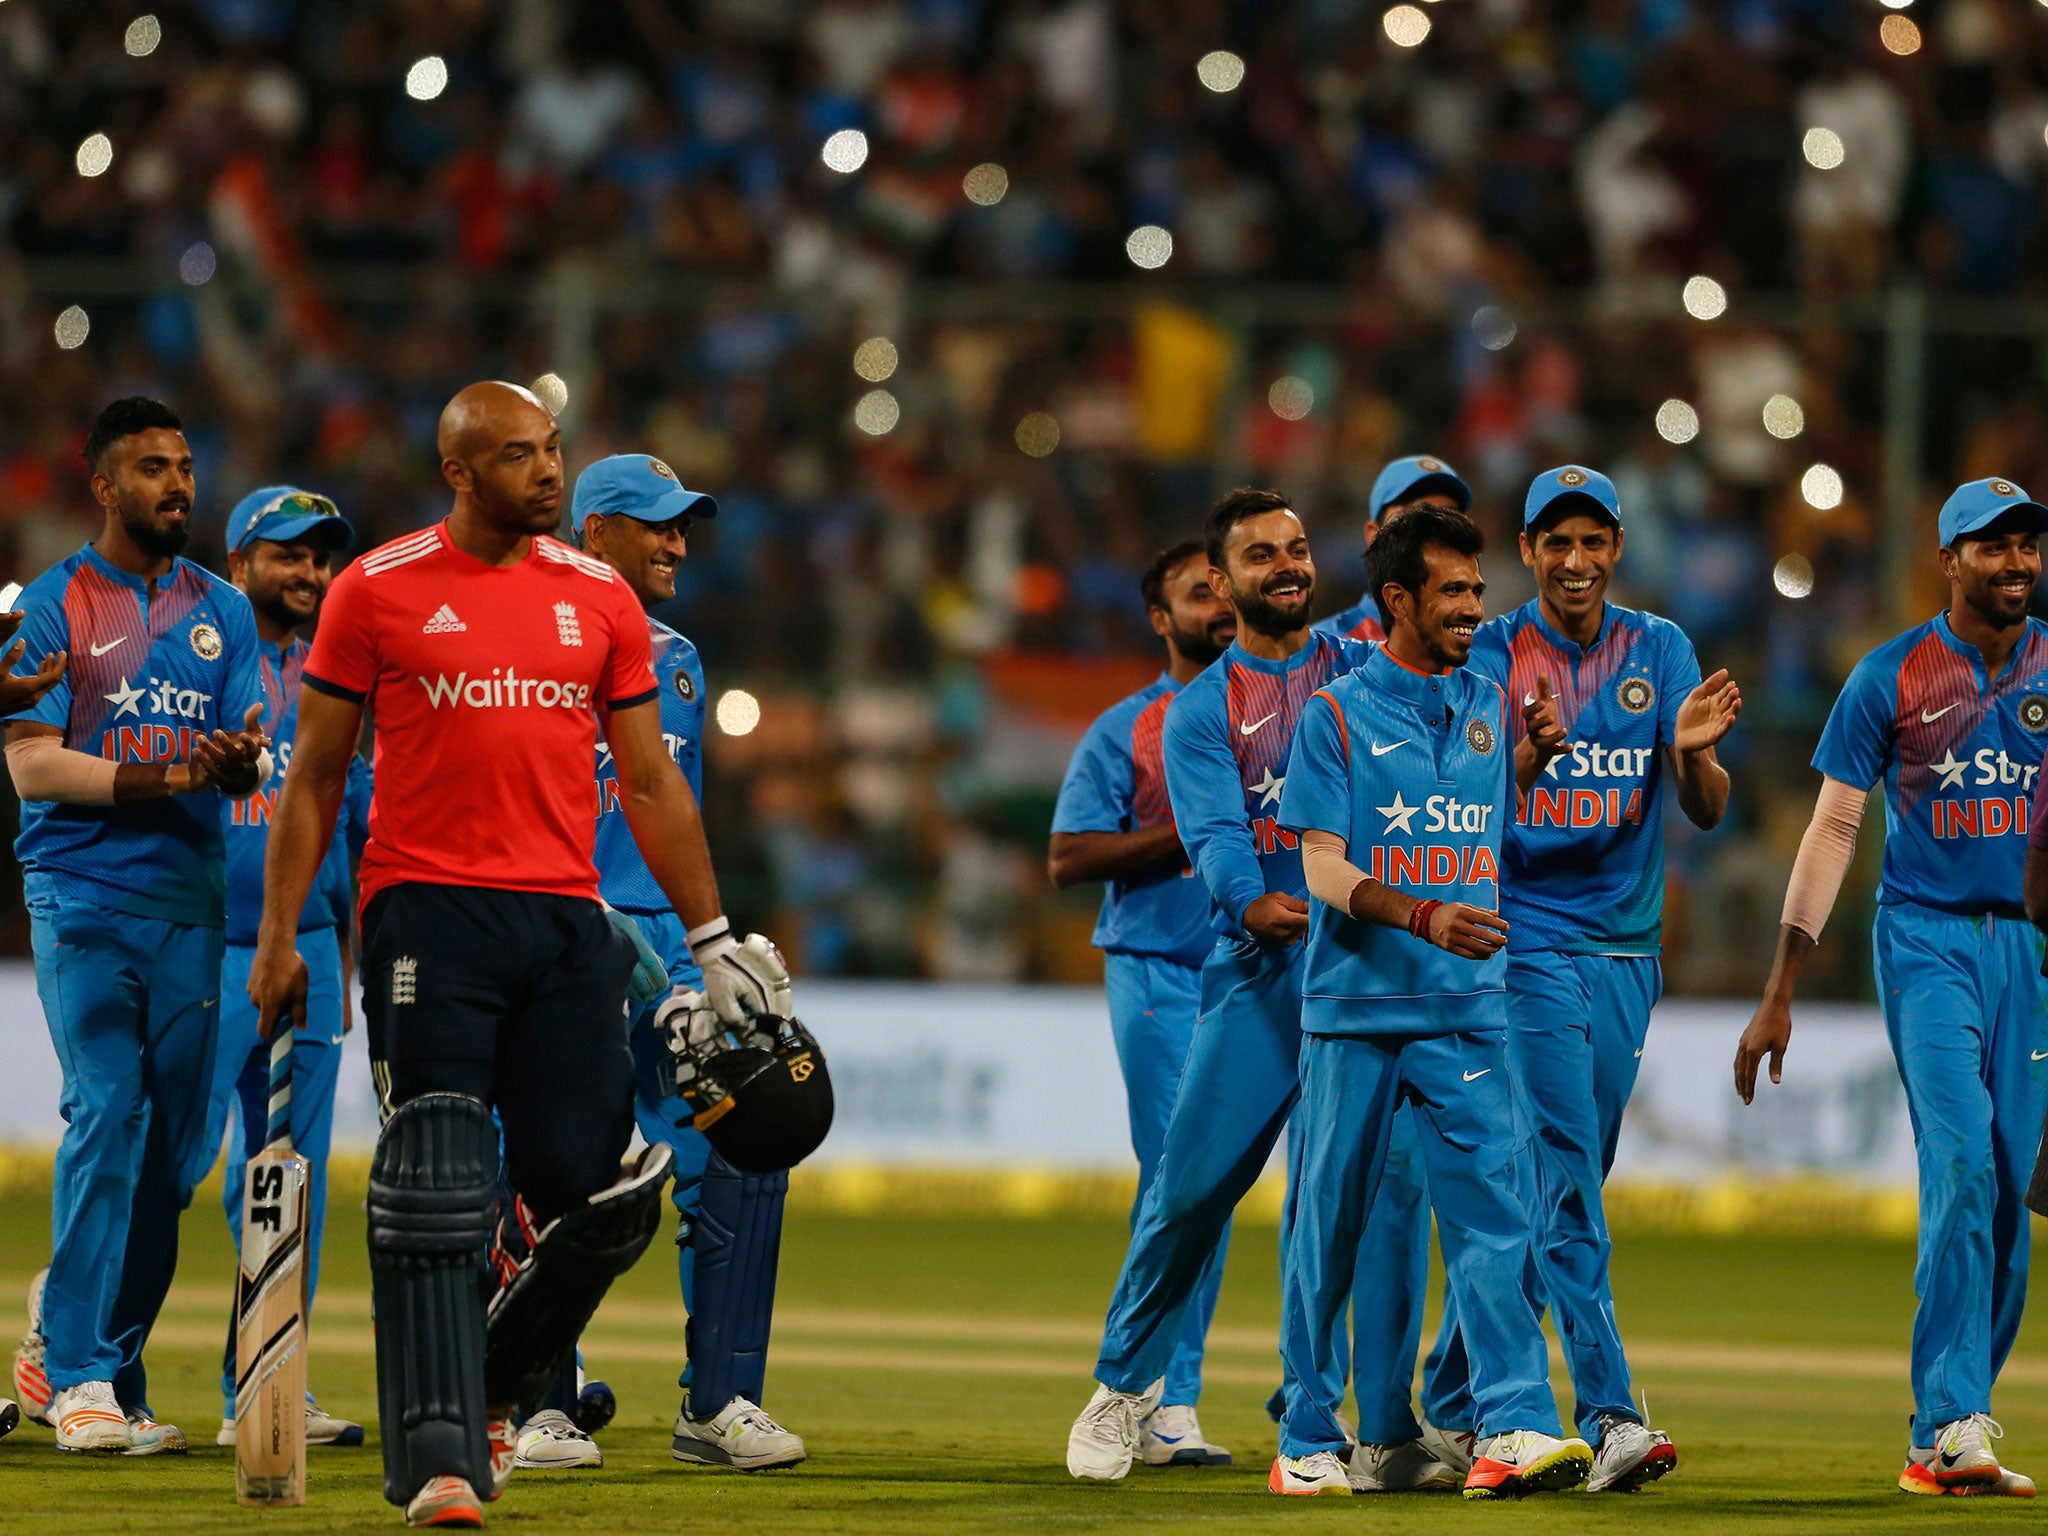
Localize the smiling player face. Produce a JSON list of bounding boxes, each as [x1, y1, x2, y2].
[[95, 426, 194, 562], [1391, 543, 1486, 669], [1945, 525, 2042, 632], [1521, 511, 1622, 636], [584, 512, 690, 609], [1213, 507, 1315, 640]]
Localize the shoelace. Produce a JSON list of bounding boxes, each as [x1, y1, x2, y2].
[[1081, 1393, 1140, 1433]]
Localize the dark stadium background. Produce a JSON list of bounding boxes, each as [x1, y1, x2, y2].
[[4, 0, 2048, 1000]]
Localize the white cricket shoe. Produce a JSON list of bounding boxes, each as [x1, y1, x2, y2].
[[0, 1396, 18, 1440], [1462, 1429, 1593, 1499], [405, 1473, 484, 1528], [1139, 1403, 1231, 1467], [1268, 1450, 1353, 1495], [1902, 1414, 2006, 1494], [515, 1409, 603, 1470], [1419, 1414, 1477, 1476], [216, 1397, 366, 1448], [1588, 1415, 1676, 1493], [1065, 1379, 1163, 1481], [1348, 1437, 1459, 1492], [50, 1380, 128, 1453], [671, 1394, 806, 1470], [13, 1266, 50, 1426], [123, 1407, 187, 1456], [1952, 1468, 2038, 1498]]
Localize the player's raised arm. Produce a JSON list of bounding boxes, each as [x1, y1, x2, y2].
[[248, 684, 359, 1036], [1667, 655, 1741, 831]]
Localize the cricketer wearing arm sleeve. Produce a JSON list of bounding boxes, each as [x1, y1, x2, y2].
[[1813, 613, 2048, 914], [8, 547, 266, 925], [1465, 601, 1703, 954], [1279, 652, 1510, 1033], [1162, 632, 1371, 938], [1052, 676, 1213, 969]]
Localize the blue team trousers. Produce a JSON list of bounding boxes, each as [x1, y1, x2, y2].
[[1102, 952, 1228, 1408], [1281, 1029, 1561, 1457], [31, 897, 223, 1407], [1094, 937, 1431, 1440], [204, 930, 347, 1409], [1873, 905, 2048, 1446], [1425, 950, 1659, 1445]]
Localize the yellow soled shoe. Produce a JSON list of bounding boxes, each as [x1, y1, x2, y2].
[[1462, 1430, 1594, 1499]]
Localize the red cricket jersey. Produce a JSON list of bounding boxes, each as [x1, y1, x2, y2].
[[303, 522, 659, 907]]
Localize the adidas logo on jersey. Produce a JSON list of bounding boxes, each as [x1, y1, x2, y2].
[[423, 604, 467, 634]]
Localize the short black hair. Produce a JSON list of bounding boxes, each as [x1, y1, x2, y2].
[[1365, 504, 1485, 629], [86, 397, 182, 473], [1141, 537, 1207, 612], [1203, 487, 1293, 567]]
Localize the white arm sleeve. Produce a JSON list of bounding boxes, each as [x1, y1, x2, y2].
[[5, 733, 118, 805], [1301, 828, 1369, 913], [1780, 776, 1868, 941]]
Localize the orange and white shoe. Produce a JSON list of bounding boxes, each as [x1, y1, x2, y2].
[[51, 1380, 129, 1453], [123, 1407, 188, 1456], [1268, 1451, 1353, 1495], [486, 1416, 517, 1500], [1901, 1415, 2009, 1494], [1952, 1469, 2037, 1498], [405, 1474, 484, 1528], [1462, 1429, 1593, 1499], [13, 1267, 50, 1426]]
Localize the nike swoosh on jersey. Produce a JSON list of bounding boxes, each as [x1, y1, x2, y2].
[[89, 638, 124, 657], [1921, 703, 1961, 723], [1462, 1069, 1491, 1082], [1240, 712, 1278, 736], [1371, 739, 1409, 756], [2034, 1051, 2048, 1062]]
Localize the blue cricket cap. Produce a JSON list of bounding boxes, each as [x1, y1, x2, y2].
[[1369, 455, 1471, 522], [1938, 477, 2048, 547], [1524, 464, 1622, 530], [226, 486, 353, 553], [570, 454, 718, 545]]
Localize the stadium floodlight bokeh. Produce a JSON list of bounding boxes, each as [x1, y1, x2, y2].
[[123, 15, 160, 57], [1655, 400, 1701, 445]]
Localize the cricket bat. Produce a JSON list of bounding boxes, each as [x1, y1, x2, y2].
[[234, 1024, 308, 1507]]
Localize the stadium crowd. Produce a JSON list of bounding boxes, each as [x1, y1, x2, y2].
[[4, 0, 2048, 991]]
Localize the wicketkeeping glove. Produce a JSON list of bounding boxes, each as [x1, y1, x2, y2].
[[687, 919, 793, 1025], [606, 907, 671, 1002]]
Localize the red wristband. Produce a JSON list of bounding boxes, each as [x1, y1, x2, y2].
[[1408, 899, 1442, 941]]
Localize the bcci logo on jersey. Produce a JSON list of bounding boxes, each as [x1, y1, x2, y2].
[[189, 623, 221, 660], [418, 669, 594, 711], [1928, 747, 2041, 840]]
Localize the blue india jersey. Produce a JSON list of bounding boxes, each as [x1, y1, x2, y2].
[[1465, 601, 1703, 956], [1051, 674, 1212, 969], [1812, 612, 2048, 917], [595, 615, 706, 944], [1162, 632, 1371, 940], [221, 636, 369, 943], [1280, 648, 1510, 1035], [8, 544, 264, 925]]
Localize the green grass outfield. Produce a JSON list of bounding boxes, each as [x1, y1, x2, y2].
[[3, 1181, 2046, 1533]]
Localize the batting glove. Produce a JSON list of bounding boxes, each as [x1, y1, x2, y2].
[[605, 906, 671, 1002], [688, 919, 793, 1025], [653, 985, 719, 1054]]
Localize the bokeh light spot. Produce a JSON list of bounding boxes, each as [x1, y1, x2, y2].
[[1763, 394, 1806, 440], [1880, 14, 1922, 53], [1471, 305, 1517, 351], [1802, 128, 1846, 170], [1383, 5, 1431, 46], [853, 389, 900, 435], [1196, 51, 1246, 93], [54, 306, 90, 350], [1774, 554, 1816, 599], [716, 689, 761, 737], [1125, 224, 1173, 269], [853, 337, 899, 382], [124, 15, 161, 57], [1801, 464, 1845, 511], [1655, 399, 1700, 444], [1015, 412, 1061, 457], [178, 242, 217, 286], [1268, 377, 1315, 421], [822, 129, 869, 174], [530, 373, 569, 417], [1682, 275, 1728, 320], [404, 56, 448, 101], [962, 163, 1009, 206], [76, 133, 113, 178]]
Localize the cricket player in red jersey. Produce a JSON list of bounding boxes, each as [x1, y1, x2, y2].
[[248, 382, 788, 1529]]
